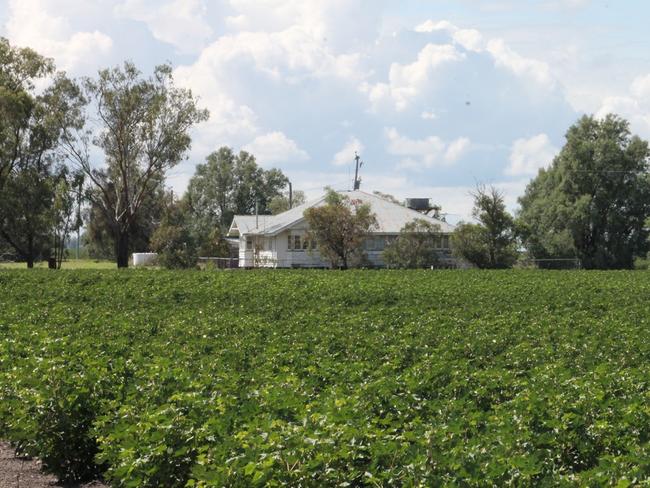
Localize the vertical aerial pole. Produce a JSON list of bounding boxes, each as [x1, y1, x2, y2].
[[353, 152, 363, 190]]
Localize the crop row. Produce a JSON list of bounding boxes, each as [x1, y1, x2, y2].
[[1, 270, 650, 486]]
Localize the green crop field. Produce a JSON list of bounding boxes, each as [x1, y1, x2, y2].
[[1, 270, 650, 486]]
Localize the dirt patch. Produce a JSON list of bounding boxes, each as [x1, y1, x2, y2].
[[0, 442, 108, 488]]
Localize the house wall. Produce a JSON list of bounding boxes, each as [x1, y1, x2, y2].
[[239, 235, 279, 267], [275, 228, 327, 268], [238, 225, 459, 268]]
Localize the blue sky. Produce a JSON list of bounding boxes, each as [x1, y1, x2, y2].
[[2, 0, 649, 220]]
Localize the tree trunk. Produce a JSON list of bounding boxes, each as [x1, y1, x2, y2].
[[116, 230, 130, 268], [27, 235, 34, 269]]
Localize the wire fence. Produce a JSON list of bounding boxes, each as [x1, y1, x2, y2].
[[198, 256, 465, 270], [197, 257, 240, 269], [516, 258, 582, 270]]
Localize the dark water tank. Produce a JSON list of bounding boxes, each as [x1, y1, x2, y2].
[[406, 198, 431, 212]]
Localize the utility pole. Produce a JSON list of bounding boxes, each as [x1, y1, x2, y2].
[[353, 152, 363, 190], [288, 181, 293, 209]]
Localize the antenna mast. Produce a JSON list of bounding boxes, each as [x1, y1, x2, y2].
[[353, 152, 363, 190]]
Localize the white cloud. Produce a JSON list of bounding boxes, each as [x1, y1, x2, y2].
[[414, 20, 555, 88], [332, 137, 365, 166], [486, 39, 554, 88], [414, 20, 455, 33], [445, 137, 472, 163], [385, 128, 470, 170], [242, 131, 309, 165], [4, 0, 112, 74], [507, 134, 558, 176], [597, 96, 641, 118], [114, 0, 213, 54], [596, 74, 650, 139], [362, 43, 465, 111], [173, 58, 259, 154], [174, 8, 369, 160], [180, 28, 363, 86], [631, 74, 650, 100], [414, 20, 484, 52], [225, 0, 382, 50], [452, 29, 485, 52]]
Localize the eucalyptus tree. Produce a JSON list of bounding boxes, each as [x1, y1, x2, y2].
[[269, 190, 306, 214], [0, 38, 54, 191], [453, 185, 517, 269], [304, 189, 378, 269], [518, 115, 650, 269], [62, 62, 209, 267], [0, 38, 86, 267], [184, 146, 289, 230]]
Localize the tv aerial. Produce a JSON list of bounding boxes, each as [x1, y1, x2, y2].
[[353, 152, 364, 190]]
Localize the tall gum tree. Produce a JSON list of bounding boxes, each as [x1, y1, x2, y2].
[[518, 114, 650, 269], [62, 62, 208, 267], [184, 147, 289, 230], [0, 38, 55, 192], [0, 39, 86, 267]]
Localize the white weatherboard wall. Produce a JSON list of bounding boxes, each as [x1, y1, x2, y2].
[[278, 227, 325, 268], [238, 229, 325, 268]]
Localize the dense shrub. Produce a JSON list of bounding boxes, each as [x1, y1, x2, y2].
[[1, 270, 650, 485], [383, 218, 442, 268]]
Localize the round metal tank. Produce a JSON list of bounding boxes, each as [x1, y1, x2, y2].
[[132, 253, 158, 266]]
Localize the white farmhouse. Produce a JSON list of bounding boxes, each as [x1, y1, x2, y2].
[[227, 190, 457, 268]]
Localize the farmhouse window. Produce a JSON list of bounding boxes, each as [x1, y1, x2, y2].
[[246, 237, 253, 250], [288, 234, 304, 251], [364, 237, 384, 251], [442, 235, 450, 249]]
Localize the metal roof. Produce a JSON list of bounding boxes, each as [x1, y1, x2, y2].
[[228, 190, 455, 237]]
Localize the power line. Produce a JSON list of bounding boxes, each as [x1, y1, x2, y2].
[[563, 169, 646, 174]]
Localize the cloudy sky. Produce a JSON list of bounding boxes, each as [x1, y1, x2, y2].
[[2, 0, 649, 220]]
